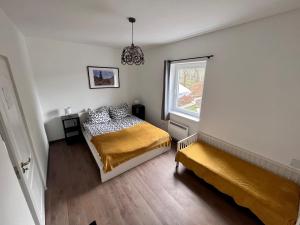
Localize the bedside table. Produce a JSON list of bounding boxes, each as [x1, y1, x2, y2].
[[61, 114, 81, 144], [132, 104, 145, 120]]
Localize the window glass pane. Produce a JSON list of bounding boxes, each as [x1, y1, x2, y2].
[[175, 61, 206, 116]]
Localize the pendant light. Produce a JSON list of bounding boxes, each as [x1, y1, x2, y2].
[[121, 17, 144, 65]]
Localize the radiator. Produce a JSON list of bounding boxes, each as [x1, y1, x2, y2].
[[168, 120, 189, 141]]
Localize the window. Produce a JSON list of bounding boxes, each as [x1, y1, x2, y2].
[[169, 60, 207, 119]]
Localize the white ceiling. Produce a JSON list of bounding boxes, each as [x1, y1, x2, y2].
[[1, 0, 300, 48]]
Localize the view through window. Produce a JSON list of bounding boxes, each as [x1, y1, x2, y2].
[[171, 60, 207, 118]]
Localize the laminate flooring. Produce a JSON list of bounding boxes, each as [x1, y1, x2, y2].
[[46, 141, 262, 225]]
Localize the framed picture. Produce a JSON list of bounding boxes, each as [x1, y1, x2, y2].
[[87, 66, 120, 89]]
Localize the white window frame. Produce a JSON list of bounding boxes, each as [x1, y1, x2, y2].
[[169, 60, 207, 120]]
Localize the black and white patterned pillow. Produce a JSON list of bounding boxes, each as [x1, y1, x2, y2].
[[109, 103, 129, 120], [83, 115, 143, 136], [87, 107, 111, 124]]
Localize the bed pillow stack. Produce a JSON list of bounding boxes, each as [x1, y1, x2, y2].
[[109, 103, 129, 120], [87, 106, 111, 124]]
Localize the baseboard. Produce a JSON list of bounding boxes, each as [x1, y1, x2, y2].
[[49, 138, 65, 144], [198, 131, 300, 185]]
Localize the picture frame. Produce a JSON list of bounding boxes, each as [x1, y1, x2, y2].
[[87, 66, 120, 89]]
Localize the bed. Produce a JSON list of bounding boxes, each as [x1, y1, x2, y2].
[[79, 106, 171, 182], [176, 133, 300, 225]]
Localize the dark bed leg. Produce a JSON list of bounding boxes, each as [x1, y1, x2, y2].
[[175, 161, 179, 171]]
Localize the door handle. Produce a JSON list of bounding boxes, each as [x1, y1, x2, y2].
[[21, 157, 31, 173]]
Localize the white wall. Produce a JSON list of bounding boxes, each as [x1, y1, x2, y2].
[[0, 9, 48, 184], [26, 37, 139, 141], [138, 10, 300, 167]]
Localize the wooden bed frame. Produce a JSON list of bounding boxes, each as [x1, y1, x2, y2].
[[79, 111, 171, 182], [176, 133, 300, 225]]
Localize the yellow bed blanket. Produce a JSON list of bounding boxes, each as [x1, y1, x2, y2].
[[91, 122, 171, 173], [176, 141, 300, 225]]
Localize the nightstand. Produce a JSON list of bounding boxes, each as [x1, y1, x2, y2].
[[132, 104, 145, 120], [61, 114, 81, 144]]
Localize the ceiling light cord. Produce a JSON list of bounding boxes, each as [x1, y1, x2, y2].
[[131, 22, 133, 45]]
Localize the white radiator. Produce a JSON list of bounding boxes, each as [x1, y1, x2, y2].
[[168, 120, 189, 141]]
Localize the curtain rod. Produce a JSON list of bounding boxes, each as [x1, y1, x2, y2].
[[170, 55, 214, 63]]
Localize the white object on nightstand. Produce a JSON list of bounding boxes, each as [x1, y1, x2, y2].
[[64, 106, 72, 115], [133, 99, 140, 104]]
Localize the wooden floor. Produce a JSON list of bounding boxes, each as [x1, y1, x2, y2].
[[46, 141, 263, 225]]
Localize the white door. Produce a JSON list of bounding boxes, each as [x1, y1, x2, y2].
[[0, 135, 35, 225], [0, 55, 45, 225]]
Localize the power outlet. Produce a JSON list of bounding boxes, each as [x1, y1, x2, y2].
[[290, 158, 300, 169]]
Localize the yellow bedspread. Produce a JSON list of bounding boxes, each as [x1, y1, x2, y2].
[[176, 141, 300, 225], [91, 122, 171, 173]]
